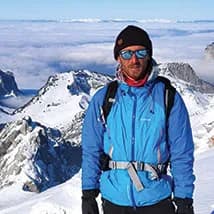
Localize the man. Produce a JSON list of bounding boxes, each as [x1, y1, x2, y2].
[[81, 25, 195, 214]]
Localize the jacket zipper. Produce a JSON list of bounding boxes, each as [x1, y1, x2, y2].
[[130, 92, 137, 207]]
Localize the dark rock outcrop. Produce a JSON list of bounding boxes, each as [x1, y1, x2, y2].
[[205, 42, 214, 60], [159, 62, 214, 93], [0, 69, 20, 96]]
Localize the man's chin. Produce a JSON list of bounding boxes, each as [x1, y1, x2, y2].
[[129, 67, 142, 72], [129, 73, 142, 80], [130, 69, 142, 76]]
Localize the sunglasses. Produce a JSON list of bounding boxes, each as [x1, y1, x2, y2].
[[119, 49, 148, 60]]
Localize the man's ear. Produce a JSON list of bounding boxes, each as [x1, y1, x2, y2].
[[146, 58, 153, 74], [145, 55, 150, 61], [117, 57, 121, 64]]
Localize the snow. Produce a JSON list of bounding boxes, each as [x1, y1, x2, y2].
[[0, 173, 81, 214], [15, 72, 83, 128], [194, 148, 214, 214], [0, 148, 213, 214]]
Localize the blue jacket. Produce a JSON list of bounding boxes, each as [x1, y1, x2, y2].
[[81, 74, 195, 207]]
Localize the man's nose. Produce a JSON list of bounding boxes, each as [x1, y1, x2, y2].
[[130, 53, 139, 63]]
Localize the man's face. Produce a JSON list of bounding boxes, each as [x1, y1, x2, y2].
[[117, 45, 150, 81]]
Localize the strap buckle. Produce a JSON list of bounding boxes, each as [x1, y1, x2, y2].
[[111, 161, 117, 169], [136, 162, 144, 171]]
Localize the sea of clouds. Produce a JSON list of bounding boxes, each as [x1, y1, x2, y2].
[[0, 19, 214, 89]]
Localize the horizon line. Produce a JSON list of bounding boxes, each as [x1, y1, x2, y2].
[[0, 18, 214, 23]]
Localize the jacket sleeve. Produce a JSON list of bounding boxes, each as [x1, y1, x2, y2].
[[81, 88, 106, 190], [168, 92, 195, 199]]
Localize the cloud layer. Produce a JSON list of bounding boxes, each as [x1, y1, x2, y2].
[[0, 20, 214, 89]]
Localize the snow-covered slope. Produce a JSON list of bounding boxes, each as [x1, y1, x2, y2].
[[194, 148, 214, 214], [13, 70, 113, 145], [0, 148, 214, 214], [0, 172, 82, 214], [15, 70, 112, 127]]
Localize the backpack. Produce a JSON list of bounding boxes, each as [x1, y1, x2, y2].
[[102, 76, 176, 123], [100, 76, 176, 178]]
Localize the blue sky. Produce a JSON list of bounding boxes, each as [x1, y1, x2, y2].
[[0, 0, 214, 21]]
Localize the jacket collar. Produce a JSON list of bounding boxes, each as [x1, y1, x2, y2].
[[117, 65, 159, 93]]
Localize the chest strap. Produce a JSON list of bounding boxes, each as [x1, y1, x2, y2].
[[109, 160, 166, 192]]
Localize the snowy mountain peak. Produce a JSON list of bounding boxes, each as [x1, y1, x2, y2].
[[15, 70, 113, 128]]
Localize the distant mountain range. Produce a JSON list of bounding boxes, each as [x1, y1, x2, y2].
[[0, 62, 214, 192], [1, 19, 214, 24]]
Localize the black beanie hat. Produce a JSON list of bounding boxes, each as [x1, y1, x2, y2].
[[114, 25, 153, 60]]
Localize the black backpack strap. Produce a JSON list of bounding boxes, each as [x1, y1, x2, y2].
[[157, 76, 176, 170], [157, 76, 176, 121], [102, 80, 118, 122]]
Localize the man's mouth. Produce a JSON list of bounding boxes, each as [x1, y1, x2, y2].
[[129, 64, 140, 69]]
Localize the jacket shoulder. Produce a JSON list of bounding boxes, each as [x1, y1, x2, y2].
[[88, 84, 109, 109]]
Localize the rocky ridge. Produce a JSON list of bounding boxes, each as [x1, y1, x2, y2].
[[0, 116, 81, 192], [159, 62, 214, 93]]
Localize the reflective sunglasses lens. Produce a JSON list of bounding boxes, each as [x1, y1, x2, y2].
[[120, 49, 148, 60], [120, 50, 132, 60], [136, 49, 148, 58]]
